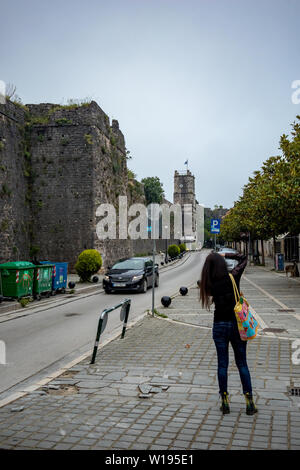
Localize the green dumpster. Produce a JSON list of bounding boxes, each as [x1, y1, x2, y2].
[[33, 264, 54, 300], [0, 261, 35, 299]]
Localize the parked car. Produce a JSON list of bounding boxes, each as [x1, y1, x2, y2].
[[218, 247, 239, 272], [103, 257, 159, 294]]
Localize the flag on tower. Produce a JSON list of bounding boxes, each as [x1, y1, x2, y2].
[[184, 159, 188, 165]]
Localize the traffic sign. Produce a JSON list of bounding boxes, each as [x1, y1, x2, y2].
[[211, 219, 221, 233]]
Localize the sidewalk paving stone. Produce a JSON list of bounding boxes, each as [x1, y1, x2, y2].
[[1, 261, 300, 450]]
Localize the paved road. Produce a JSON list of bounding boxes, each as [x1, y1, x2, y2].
[[0, 251, 206, 398]]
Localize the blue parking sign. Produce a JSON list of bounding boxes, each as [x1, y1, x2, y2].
[[211, 219, 221, 233]]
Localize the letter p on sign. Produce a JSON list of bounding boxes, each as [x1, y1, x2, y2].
[[211, 219, 220, 233]]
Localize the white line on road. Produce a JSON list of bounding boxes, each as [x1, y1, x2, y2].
[[243, 275, 290, 310]]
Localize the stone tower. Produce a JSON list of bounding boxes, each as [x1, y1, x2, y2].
[[173, 170, 196, 235]]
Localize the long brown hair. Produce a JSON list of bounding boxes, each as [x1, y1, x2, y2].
[[199, 253, 228, 310]]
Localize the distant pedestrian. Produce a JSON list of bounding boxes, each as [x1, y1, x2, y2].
[[199, 251, 257, 415]]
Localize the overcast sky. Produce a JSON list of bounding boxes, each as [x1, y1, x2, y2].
[[1, 0, 299, 208]]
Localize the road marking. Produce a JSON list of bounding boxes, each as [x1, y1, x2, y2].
[[0, 274, 198, 409], [242, 275, 300, 337], [243, 275, 290, 310]]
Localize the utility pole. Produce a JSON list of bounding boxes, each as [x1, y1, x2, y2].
[[152, 237, 156, 317]]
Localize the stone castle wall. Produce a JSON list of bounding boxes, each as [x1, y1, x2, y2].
[[0, 101, 31, 261], [0, 100, 180, 271]]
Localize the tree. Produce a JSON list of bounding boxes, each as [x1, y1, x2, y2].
[[141, 176, 164, 205], [220, 116, 300, 264]]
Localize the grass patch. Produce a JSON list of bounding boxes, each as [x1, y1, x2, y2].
[[19, 297, 31, 308], [84, 134, 93, 145], [147, 308, 168, 318], [55, 118, 72, 126]]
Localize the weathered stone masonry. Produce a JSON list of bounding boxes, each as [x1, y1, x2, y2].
[[0, 100, 178, 271]]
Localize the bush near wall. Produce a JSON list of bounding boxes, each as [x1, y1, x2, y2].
[[178, 243, 186, 253], [75, 249, 102, 282], [168, 244, 180, 259]]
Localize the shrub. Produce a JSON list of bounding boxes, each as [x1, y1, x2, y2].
[[75, 249, 102, 282], [19, 297, 30, 308], [178, 243, 186, 253], [168, 244, 180, 259], [84, 134, 93, 145], [110, 135, 116, 146]]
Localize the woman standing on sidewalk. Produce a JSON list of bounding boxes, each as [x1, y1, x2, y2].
[[199, 251, 257, 415]]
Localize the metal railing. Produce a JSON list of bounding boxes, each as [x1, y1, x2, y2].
[[90, 298, 131, 364]]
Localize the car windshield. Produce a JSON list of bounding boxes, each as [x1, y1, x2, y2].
[[111, 259, 145, 270]]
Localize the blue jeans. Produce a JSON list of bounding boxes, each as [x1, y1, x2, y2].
[[212, 321, 253, 395]]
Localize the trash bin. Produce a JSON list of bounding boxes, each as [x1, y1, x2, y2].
[[0, 261, 35, 299], [33, 264, 54, 300], [40, 261, 68, 293], [276, 253, 284, 271]]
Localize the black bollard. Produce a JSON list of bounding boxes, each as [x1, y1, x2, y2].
[[161, 296, 172, 307], [179, 287, 188, 296]]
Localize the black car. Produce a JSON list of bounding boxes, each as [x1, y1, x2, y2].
[[103, 257, 159, 294]]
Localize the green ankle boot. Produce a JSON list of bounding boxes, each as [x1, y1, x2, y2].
[[220, 392, 230, 414], [244, 392, 257, 415]]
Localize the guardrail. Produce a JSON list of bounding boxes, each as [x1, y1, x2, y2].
[[90, 298, 131, 364]]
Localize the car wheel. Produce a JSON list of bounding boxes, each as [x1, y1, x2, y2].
[[104, 288, 112, 294], [155, 274, 159, 287], [139, 279, 147, 293]]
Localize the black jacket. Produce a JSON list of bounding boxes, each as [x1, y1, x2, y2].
[[211, 253, 247, 322]]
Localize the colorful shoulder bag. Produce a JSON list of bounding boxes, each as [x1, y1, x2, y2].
[[229, 273, 259, 341]]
